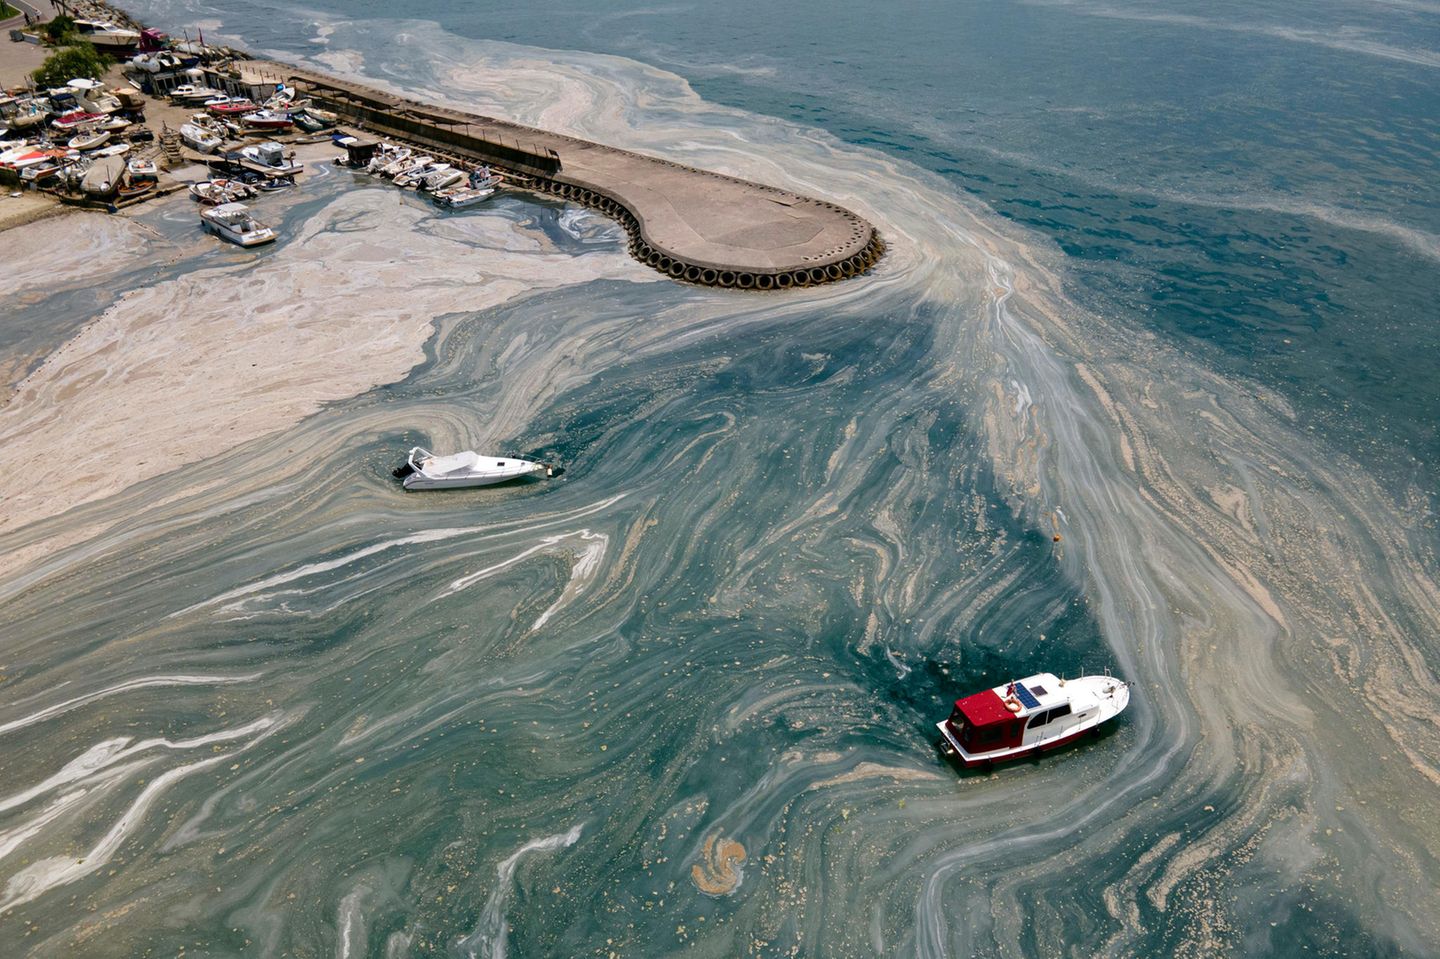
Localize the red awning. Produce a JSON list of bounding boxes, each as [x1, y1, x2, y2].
[[955, 689, 1014, 727]]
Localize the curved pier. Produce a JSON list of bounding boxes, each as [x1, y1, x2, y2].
[[259, 63, 885, 289]]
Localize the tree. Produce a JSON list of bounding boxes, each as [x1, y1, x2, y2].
[[43, 15, 76, 42], [31, 42, 111, 89]]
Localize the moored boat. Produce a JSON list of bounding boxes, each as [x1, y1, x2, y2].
[[433, 184, 496, 209], [393, 447, 559, 490], [190, 177, 254, 205], [200, 202, 277, 246], [420, 166, 464, 192], [936, 672, 1129, 768]]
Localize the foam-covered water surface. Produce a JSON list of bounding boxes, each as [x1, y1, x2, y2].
[[1, 3, 1437, 957]]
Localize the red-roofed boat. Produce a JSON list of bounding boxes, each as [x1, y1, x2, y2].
[[936, 672, 1129, 767]]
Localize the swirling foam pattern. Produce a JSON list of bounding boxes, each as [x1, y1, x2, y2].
[[0, 9, 1437, 959]]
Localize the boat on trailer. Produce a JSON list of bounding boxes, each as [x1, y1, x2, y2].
[[936, 672, 1129, 768], [393, 447, 560, 490]]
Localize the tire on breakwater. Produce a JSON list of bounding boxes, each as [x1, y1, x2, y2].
[[701, 269, 718, 285], [775, 272, 793, 289], [737, 273, 755, 289], [756, 274, 775, 290], [809, 267, 828, 284], [684, 266, 703, 282], [719, 271, 737, 287]]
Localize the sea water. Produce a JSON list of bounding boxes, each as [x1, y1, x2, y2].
[[1, 0, 1437, 955]]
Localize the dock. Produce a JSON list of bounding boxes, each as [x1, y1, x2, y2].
[[243, 62, 884, 289]]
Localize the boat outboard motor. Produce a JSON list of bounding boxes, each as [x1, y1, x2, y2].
[[392, 461, 415, 479], [545, 464, 565, 478]]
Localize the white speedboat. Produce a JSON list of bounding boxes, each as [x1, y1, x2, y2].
[[392, 157, 437, 187], [68, 130, 111, 151], [180, 122, 222, 154], [239, 140, 304, 176], [171, 85, 226, 106], [421, 166, 464, 192], [434, 184, 495, 209], [73, 19, 142, 53], [68, 78, 121, 115], [393, 447, 559, 490], [200, 202, 276, 247], [240, 109, 294, 131], [936, 671, 1130, 768], [127, 156, 159, 179]]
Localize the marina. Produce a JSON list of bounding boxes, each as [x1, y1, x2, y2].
[[3, 0, 883, 287]]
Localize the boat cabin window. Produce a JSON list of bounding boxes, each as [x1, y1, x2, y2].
[[1027, 702, 1073, 728], [497, 461, 505, 465]]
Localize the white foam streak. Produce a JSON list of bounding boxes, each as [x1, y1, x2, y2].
[[0, 714, 283, 910], [0, 672, 263, 736], [455, 824, 584, 959]]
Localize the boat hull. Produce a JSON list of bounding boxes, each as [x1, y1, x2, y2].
[[402, 466, 546, 490]]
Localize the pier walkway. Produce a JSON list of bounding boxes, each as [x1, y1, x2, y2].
[[243, 61, 882, 289]]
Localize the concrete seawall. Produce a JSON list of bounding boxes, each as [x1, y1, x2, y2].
[[250, 62, 885, 290]]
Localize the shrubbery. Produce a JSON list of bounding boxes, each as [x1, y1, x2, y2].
[[31, 41, 112, 88]]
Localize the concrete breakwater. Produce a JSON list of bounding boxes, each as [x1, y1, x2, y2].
[[243, 61, 885, 289]]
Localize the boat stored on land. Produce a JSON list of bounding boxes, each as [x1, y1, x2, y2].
[[240, 110, 294, 131], [393, 448, 558, 490], [936, 672, 1129, 768], [180, 122, 222, 153], [68, 130, 111, 152], [200, 202, 276, 247], [73, 19, 142, 53]]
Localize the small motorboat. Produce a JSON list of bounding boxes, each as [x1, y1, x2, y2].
[[98, 116, 132, 132], [191, 177, 255, 204], [72, 19, 142, 53], [93, 142, 131, 158], [240, 110, 294, 131], [180, 122, 223, 154], [238, 141, 304, 176], [171, 85, 226, 105], [421, 166, 464, 192], [393, 448, 560, 490], [67, 78, 122, 115], [51, 110, 105, 131], [68, 130, 111, 152], [433, 184, 496, 209], [200, 202, 277, 247], [392, 157, 437, 188], [936, 672, 1130, 768], [81, 155, 129, 198], [127, 157, 159, 179], [208, 98, 257, 116]]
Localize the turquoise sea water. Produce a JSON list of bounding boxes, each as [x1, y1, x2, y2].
[[1, 1, 1438, 956]]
